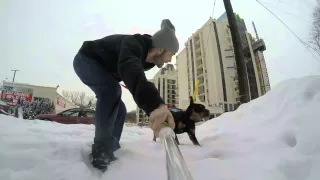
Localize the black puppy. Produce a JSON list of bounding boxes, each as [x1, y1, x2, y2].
[[153, 96, 210, 146]]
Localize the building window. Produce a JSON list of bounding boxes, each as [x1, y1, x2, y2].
[[224, 50, 233, 57], [225, 57, 235, 68]]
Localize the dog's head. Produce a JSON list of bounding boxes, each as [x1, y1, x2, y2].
[[186, 96, 210, 121]]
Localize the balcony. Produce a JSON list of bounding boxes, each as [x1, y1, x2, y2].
[[195, 39, 200, 46], [198, 85, 205, 95], [199, 77, 205, 84], [195, 48, 201, 57], [198, 94, 206, 102], [194, 34, 200, 43], [197, 74, 204, 79], [167, 79, 176, 84], [167, 85, 176, 90], [167, 95, 176, 99], [196, 60, 203, 68], [167, 90, 176, 94]]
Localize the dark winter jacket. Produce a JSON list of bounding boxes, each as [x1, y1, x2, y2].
[[78, 34, 164, 115]]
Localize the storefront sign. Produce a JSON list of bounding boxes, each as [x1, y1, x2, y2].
[[1, 90, 33, 106], [0, 86, 34, 106]]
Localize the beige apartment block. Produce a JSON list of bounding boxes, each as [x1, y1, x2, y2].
[[219, 12, 271, 100], [177, 18, 238, 118], [177, 14, 271, 118], [136, 64, 179, 123], [244, 32, 271, 96]]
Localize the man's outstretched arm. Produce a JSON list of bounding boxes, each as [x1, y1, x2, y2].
[[118, 35, 164, 115]]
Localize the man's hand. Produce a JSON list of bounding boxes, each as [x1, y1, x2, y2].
[[149, 104, 175, 137]]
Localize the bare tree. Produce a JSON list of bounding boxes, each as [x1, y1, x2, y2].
[[62, 91, 81, 104], [310, 0, 320, 56], [78, 92, 86, 107], [62, 90, 71, 101], [70, 92, 80, 104], [61, 90, 94, 108], [86, 96, 97, 109]]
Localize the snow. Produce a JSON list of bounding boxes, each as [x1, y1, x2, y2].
[[1, 75, 320, 180]]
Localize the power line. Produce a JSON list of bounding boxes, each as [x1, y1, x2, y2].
[[299, 0, 316, 8], [263, 1, 311, 22], [256, 0, 320, 64], [278, 0, 301, 11], [203, 0, 218, 58]]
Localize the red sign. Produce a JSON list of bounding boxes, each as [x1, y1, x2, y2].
[[1, 90, 33, 106], [56, 97, 66, 108]]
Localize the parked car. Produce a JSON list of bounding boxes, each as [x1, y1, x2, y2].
[[34, 108, 95, 124], [0, 100, 9, 113]]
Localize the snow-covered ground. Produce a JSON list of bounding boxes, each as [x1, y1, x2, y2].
[[1, 75, 320, 180]]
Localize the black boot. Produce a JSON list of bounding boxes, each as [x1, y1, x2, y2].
[[91, 143, 117, 172]]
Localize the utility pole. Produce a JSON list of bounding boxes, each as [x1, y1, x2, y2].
[[223, 0, 250, 103], [11, 70, 19, 82]]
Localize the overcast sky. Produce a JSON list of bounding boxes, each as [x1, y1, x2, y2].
[[1, 0, 319, 111]]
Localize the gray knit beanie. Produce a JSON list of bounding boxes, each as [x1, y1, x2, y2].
[[152, 19, 179, 53]]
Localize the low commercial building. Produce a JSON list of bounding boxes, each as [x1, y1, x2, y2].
[[0, 81, 77, 113]]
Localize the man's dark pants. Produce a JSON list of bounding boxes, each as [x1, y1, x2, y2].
[[73, 53, 127, 152]]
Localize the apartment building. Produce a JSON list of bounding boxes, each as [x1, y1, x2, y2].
[[177, 13, 271, 118], [177, 17, 238, 118], [218, 13, 271, 99], [136, 64, 179, 122], [244, 32, 271, 96]]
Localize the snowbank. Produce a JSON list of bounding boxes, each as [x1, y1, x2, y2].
[[0, 75, 320, 180]]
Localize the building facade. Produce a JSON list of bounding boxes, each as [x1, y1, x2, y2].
[[177, 18, 238, 118], [136, 64, 179, 122], [243, 32, 271, 96], [218, 13, 271, 100], [0, 81, 77, 113], [177, 13, 271, 118]]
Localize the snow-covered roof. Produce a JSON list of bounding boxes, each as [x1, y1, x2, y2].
[[2, 81, 57, 89]]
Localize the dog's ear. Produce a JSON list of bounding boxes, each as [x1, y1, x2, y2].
[[189, 96, 194, 105]]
